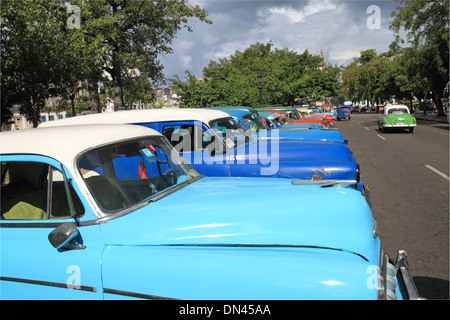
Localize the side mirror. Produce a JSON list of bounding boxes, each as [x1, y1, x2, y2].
[[48, 223, 85, 250]]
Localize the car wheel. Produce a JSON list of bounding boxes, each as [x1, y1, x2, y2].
[[409, 127, 414, 133]]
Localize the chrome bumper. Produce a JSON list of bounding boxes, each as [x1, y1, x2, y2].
[[384, 123, 417, 127], [395, 250, 422, 300]]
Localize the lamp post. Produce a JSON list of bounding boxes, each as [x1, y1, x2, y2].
[[257, 73, 263, 105]]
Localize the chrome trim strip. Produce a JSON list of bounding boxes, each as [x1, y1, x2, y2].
[[0, 219, 100, 228], [0, 276, 97, 292], [103, 288, 177, 300]]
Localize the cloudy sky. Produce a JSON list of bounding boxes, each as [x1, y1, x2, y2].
[[159, 0, 400, 83]]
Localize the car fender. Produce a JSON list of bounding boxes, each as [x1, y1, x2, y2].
[[101, 245, 379, 300]]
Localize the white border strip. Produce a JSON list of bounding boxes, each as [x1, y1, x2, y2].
[[425, 165, 450, 181]]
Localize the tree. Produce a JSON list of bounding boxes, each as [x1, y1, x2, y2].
[[1, 0, 87, 126], [341, 50, 389, 104], [71, 0, 211, 111], [390, 0, 449, 116], [375, 47, 430, 107], [171, 42, 341, 108]]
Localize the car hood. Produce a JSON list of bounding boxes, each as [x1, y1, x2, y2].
[[236, 139, 355, 162], [99, 177, 379, 264]]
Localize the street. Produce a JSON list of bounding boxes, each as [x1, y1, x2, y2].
[[334, 112, 449, 299]]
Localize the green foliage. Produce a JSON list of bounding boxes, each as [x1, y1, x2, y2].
[[70, 0, 211, 110], [1, 0, 86, 126], [341, 0, 449, 111], [1, 0, 211, 126], [171, 42, 341, 108], [342, 50, 390, 102], [390, 0, 449, 114]]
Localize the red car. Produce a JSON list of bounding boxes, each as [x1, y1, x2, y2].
[[260, 110, 328, 128], [303, 113, 334, 125]]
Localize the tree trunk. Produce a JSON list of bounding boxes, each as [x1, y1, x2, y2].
[[112, 70, 124, 111], [432, 91, 445, 116], [112, 46, 124, 111], [30, 96, 40, 128], [89, 82, 101, 113], [110, 2, 124, 111]]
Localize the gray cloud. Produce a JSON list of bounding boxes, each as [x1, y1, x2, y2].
[[160, 0, 400, 82]]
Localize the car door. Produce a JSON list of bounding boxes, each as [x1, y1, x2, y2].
[[0, 155, 104, 299]]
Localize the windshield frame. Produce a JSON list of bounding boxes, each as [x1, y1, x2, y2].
[[242, 112, 266, 133], [208, 116, 255, 151], [76, 135, 202, 218]]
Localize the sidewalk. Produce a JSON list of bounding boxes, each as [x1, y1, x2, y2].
[[413, 112, 449, 124]]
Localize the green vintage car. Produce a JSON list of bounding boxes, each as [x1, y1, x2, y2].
[[378, 104, 417, 133]]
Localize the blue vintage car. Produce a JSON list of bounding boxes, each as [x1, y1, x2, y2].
[[0, 125, 420, 299], [337, 106, 351, 121], [39, 109, 360, 183], [211, 107, 347, 144]]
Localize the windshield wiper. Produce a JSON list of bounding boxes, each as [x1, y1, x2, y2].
[[147, 175, 205, 203]]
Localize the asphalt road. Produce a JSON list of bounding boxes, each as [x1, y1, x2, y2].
[[334, 112, 449, 299]]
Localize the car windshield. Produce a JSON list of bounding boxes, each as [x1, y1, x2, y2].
[[242, 112, 265, 132], [77, 136, 201, 214], [280, 113, 294, 124], [387, 108, 409, 114], [209, 117, 255, 149]]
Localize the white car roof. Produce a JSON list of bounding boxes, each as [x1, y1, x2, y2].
[[1, 124, 162, 170], [384, 104, 410, 114], [39, 108, 231, 128]]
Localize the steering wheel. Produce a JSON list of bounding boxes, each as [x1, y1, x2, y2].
[[154, 168, 178, 190]]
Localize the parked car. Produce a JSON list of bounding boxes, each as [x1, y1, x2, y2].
[[210, 107, 347, 144], [40, 109, 361, 182], [257, 108, 329, 128], [258, 111, 325, 129], [0, 125, 420, 299], [378, 105, 417, 133], [297, 108, 335, 125], [337, 106, 351, 121]]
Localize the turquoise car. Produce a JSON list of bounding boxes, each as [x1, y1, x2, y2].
[[0, 125, 420, 299]]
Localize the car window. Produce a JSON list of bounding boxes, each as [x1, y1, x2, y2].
[[242, 113, 265, 132], [78, 136, 200, 214], [1, 161, 84, 220], [209, 117, 254, 149], [387, 108, 408, 114], [162, 124, 220, 153]]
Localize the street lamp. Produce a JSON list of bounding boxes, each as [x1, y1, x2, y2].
[[257, 73, 263, 105]]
